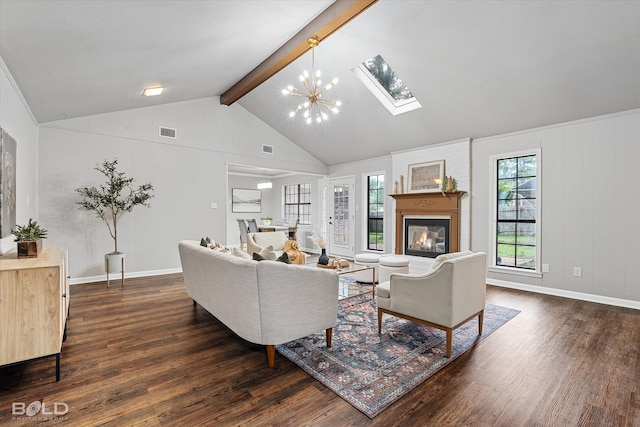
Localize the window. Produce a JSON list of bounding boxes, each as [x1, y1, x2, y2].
[[495, 152, 538, 271], [352, 54, 421, 116], [367, 174, 384, 250], [284, 183, 311, 225]]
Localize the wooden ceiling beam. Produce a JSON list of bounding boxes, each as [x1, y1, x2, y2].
[[220, 0, 378, 106]]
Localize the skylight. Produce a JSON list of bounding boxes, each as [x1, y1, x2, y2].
[[353, 54, 421, 116]]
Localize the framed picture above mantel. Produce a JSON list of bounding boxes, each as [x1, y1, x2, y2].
[[407, 160, 444, 193]]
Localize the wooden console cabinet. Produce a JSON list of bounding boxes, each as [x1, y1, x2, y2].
[[0, 245, 69, 381]]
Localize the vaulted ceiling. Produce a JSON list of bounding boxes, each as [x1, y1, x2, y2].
[[1, 0, 639, 167]]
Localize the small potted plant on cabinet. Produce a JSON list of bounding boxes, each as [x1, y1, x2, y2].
[[261, 216, 273, 226], [12, 218, 48, 258], [75, 159, 154, 285]]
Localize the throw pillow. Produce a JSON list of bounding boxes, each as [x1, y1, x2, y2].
[[258, 245, 276, 261], [253, 252, 291, 264], [276, 252, 291, 264], [232, 246, 251, 259]]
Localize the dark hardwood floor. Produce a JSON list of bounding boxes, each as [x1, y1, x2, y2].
[[1, 274, 639, 426]]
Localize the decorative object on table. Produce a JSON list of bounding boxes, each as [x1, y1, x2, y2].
[[11, 218, 48, 258], [441, 175, 458, 195], [282, 35, 341, 124], [307, 226, 329, 265], [231, 188, 261, 213], [407, 160, 445, 193], [0, 128, 17, 254], [276, 296, 520, 418], [328, 257, 349, 269], [261, 216, 272, 226], [75, 158, 154, 287]]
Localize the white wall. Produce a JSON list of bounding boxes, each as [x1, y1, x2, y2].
[[0, 56, 39, 254], [37, 97, 328, 282], [329, 155, 393, 255], [472, 109, 640, 307]]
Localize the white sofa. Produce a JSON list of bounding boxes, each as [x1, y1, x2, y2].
[[178, 240, 338, 367]]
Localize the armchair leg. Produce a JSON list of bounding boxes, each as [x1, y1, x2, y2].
[[377, 308, 383, 334], [446, 329, 453, 358], [326, 327, 333, 347], [266, 345, 275, 368], [478, 310, 484, 335]]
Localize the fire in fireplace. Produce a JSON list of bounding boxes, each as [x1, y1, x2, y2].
[[404, 218, 450, 258]]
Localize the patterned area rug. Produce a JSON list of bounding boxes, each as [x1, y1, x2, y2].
[[276, 294, 519, 418]]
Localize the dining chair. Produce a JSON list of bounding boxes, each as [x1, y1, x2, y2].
[[246, 218, 259, 233], [236, 219, 248, 250]]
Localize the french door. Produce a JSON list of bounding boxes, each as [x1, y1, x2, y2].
[[319, 177, 355, 258]]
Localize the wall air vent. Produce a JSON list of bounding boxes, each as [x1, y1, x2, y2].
[[262, 144, 274, 154], [159, 126, 177, 139]]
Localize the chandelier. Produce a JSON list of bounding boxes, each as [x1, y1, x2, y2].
[[257, 169, 272, 189], [282, 36, 341, 124]]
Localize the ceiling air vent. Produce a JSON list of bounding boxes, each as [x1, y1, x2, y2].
[[159, 126, 177, 139], [262, 144, 274, 154]]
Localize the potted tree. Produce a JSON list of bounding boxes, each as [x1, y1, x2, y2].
[[12, 218, 48, 258], [75, 159, 154, 282]]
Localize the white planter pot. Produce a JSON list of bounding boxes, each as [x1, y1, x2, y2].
[[105, 252, 125, 274]]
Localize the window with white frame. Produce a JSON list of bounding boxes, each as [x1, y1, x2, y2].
[[366, 174, 384, 251], [353, 54, 422, 116], [284, 183, 311, 225], [494, 150, 539, 271]]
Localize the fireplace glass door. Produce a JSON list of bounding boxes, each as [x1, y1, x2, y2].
[[405, 218, 450, 258]]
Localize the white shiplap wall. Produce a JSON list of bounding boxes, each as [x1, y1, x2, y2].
[[472, 109, 640, 306]]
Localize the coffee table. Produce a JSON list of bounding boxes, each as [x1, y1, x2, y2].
[[319, 262, 376, 300]]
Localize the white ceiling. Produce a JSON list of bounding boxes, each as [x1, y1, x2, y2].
[[1, 0, 639, 167]]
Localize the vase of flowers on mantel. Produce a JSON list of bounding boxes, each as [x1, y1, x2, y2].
[[441, 176, 458, 195]]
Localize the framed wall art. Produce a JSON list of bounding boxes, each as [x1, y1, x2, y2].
[[0, 128, 17, 239], [232, 188, 261, 213], [407, 160, 444, 193]]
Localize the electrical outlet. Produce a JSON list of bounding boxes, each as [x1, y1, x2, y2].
[[573, 267, 582, 277]]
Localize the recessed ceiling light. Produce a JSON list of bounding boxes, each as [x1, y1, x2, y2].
[[142, 86, 164, 96]]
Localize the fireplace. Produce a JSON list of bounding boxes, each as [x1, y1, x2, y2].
[[390, 191, 465, 257], [405, 218, 450, 258]]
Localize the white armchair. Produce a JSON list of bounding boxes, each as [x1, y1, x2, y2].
[[376, 251, 487, 357]]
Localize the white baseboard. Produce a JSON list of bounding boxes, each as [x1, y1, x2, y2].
[[70, 268, 183, 285], [488, 278, 640, 310]]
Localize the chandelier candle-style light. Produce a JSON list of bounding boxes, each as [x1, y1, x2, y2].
[[282, 36, 341, 124]]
